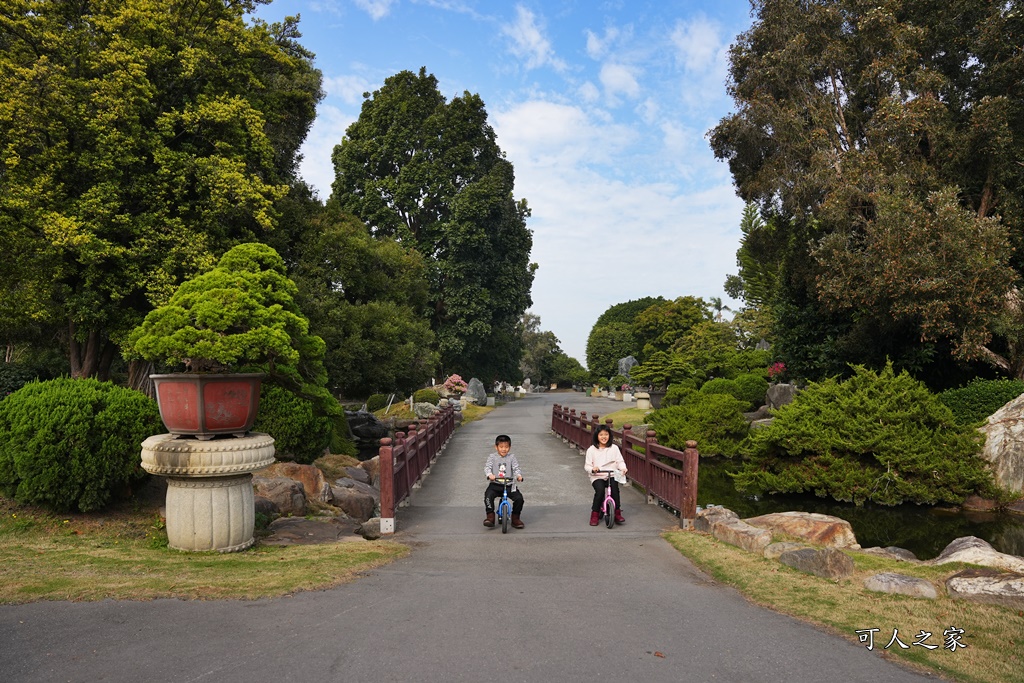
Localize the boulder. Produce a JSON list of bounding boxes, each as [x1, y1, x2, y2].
[[334, 477, 380, 504], [766, 383, 798, 410], [743, 405, 772, 422], [254, 495, 279, 516], [863, 573, 937, 599], [778, 547, 855, 580], [977, 394, 1024, 493], [360, 456, 380, 486], [764, 542, 807, 560], [331, 485, 376, 522], [694, 506, 739, 534], [744, 511, 860, 548], [945, 568, 1024, 608], [858, 546, 919, 563], [252, 477, 306, 516], [1007, 499, 1024, 515], [414, 401, 439, 418], [344, 465, 371, 485], [257, 462, 333, 503], [694, 508, 772, 553], [261, 516, 363, 546], [926, 536, 1024, 573], [750, 418, 774, 431], [961, 495, 999, 511], [357, 517, 383, 540], [465, 377, 488, 406]]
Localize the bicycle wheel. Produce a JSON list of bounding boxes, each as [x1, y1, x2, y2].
[[605, 498, 616, 529], [501, 503, 510, 534]]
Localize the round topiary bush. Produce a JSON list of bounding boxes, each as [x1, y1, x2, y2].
[[734, 373, 769, 408], [699, 378, 752, 410], [939, 378, 1024, 426], [662, 381, 697, 407], [366, 393, 390, 413], [0, 378, 163, 512], [252, 384, 334, 464], [649, 392, 750, 456], [413, 388, 440, 404]]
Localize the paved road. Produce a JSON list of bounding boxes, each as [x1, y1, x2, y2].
[[0, 392, 936, 682]]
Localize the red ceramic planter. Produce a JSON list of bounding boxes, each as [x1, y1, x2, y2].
[[151, 373, 263, 440]]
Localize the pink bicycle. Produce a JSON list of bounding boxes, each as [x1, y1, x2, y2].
[[594, 470, 622, 529]]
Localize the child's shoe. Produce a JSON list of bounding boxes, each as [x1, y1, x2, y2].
[[483, 512, 495, 527], [511, 514, 524, 529], [614, 509, 626, 525], [589, 511, 599, 526]]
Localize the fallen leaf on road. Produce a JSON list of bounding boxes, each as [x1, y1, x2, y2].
[[654, 651, 665, 658]]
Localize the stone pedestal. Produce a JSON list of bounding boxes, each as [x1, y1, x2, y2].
[[141, 433, 275, 552], [635, 392, 651, 410]]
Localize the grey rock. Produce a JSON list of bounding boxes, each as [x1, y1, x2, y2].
[[414, 401, 439, 418], [778, 547, 854, 580], [262, 517, 363, 546], [946, 568, 1024, 608], [713, 519, 773, 553], [694, 506, 738, 533], [858, 546, 919, 562], [617, 356, 638, 379], [333, 477, 380, 503], [743, 405, 772, 422], [344, 466, 371, 485], [357, 517, 383, 540], [744, 511, 859, 548], [254, 495, 279, 516], [750, 418, 774, 431], [863, 573, 937, 599], [252, 476, 306, 516], [766, 383, 798, 410], [465, 378, 487, 406], [331, 485, 376, 522], [978, 393, 1024, 493], [927, 536, 1024, 573]]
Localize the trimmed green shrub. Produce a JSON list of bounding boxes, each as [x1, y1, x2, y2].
[[649, 393, 750, 457], [662, 381, 697, 407], [736, 363, 993, 506], [366, 393, 390, 412], [0, 378, 162, 512], [939, 378, 1024, 426], [734, 373, 769, 408], [253, 384, 333, 464], [413, 388, 440, 404], [699, 378, 752, 410]]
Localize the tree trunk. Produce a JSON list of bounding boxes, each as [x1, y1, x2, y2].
[[128, 359, 156, 398], [68, 320, 116, 381]]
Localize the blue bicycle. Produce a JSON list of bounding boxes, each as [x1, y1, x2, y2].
[[493, 477, 518, 534]]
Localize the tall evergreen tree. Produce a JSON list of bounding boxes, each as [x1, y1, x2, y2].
[[330, 67, 535, 380]]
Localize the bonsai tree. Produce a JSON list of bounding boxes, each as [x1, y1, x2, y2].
[[127, 243, 338, 415], [629, 351, 694, 390]]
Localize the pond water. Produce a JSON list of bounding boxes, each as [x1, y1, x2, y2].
[[698, 458, 1024, 561]]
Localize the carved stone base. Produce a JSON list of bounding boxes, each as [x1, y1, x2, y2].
[[141, 433, 275, 552]]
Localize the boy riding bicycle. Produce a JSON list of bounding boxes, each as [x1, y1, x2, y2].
[[483, 434, 525, 528]]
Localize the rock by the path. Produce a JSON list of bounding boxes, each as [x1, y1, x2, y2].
[[694, 506, 738, 533], [357, 517, 383, 540], [695, 507, 771, 553], [334, 477, 380, 503], [331, 485, 376, 522], [257, 462, 333, 503], [261, 516, 363, 546], [863, 573, 937, 599], [946, 568, 1024, 608], [360, 455, 380, 486], [858, 546, 919, 563], [764, 542, 807, 560], [978, 394, 1024, 493], [344, 465, 371, 485], [414, 402, 439, 418], [254, 495, 278, 516], [926, 536, 1024, 573], [744, 511, 859, 548], [778, 547, 855, 580], [252, 477, 306, 516]]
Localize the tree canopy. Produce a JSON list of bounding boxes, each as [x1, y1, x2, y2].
[[709, 0, 1024, 382], [0, 0, 323, 380], [330, 67, 535, 381]]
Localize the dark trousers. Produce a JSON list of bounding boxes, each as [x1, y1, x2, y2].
[[591, 478, 621, 513], [485, 482, 524, 514]]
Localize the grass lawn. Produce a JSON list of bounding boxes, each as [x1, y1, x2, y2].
[[594, 406, 654, 429], [665, 529, 1024, 683]]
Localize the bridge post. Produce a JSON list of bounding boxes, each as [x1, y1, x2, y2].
[[379, 438, 395, 534], [645, 430, 658, 504], [680, 440, 699, 529]]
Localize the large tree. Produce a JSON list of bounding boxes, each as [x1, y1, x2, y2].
[[0, 0, 322, 380], [330, 67, 535, 380], [709, 0, 1023, 380]]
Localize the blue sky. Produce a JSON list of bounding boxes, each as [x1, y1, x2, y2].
[[252, 0, 755, 370]]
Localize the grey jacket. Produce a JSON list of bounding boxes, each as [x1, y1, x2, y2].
[[484, 452, 522, 481]]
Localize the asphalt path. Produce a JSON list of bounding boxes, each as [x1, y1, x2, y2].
[[0, 392, 937, 682]]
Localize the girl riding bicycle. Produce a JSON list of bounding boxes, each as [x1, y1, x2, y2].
[[585, 425, 627, 526]]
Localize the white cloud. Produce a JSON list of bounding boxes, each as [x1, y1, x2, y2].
[[670, 16, 725, 73], [295, 104, 358, 200], [578, 81, 600, 103], [322, 74, 373, 105], [502, 5, 567, 72], [584, 26, 620, 60], [352, 0, 397, 20], [599, 63, 641, 104]]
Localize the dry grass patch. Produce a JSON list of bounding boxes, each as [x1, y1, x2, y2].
[[664, 530, 1024, 683], [314, 453, 363, 481], [597, 407, 653, 430], [461, 402, 493, 423], [0, 498, 408, 604]]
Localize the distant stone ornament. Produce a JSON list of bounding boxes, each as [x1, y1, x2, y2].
[[466, 377, 488, 406], [617, 355, 638, 380]]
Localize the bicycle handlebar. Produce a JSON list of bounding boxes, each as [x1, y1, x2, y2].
[[491, 477, 521, 484]]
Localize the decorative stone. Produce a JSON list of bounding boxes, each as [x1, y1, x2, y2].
[[744, 511, 860, 548], [712, 519, 773, 553], [863, 573, 937, 599], [778, 547, 855, 580], [926, 536, 1024, 573], [978, 394, 1024, 493], [635, 392, 651, 410], [252, 477, 306, 515], [750, 418, 774, 430], [766, 383, 798, 410], [257, 461, 332, 503], [357, 517, 383, 540], [945, 568, 1024, 608], [466, 378, 487, 406], [694, 506, 739, 533], [414, 401, 439, 418], [858, 546, 919, 562], [329, 486, 376, 522], [261, 517, 363, 546], [141, 433, 276, 552], [344, 465, 371, 485]]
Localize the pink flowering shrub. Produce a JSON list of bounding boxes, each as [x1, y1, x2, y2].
[[444, 374, 468, 393], [767, 361, 787, 381]]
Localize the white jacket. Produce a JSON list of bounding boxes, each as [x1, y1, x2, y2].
[[584, 444, 626, 483]]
